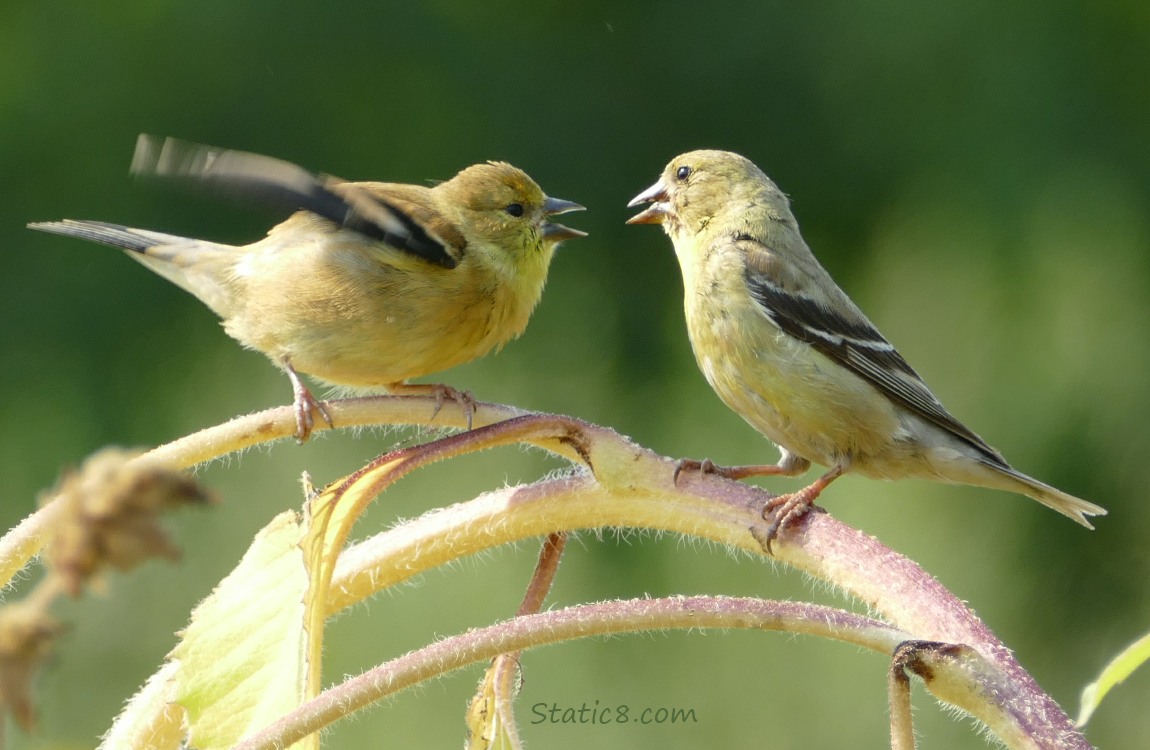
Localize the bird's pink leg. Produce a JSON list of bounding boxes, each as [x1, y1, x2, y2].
[[758, 463, 846, 553], [672, 451, 811, 485], [285, 364, 332, 442]]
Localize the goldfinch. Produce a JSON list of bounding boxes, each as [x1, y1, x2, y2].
[[31, 135, 585, 439], [627, 149, 1105, 535]]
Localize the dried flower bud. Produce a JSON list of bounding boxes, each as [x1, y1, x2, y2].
[[0, 602, 64, 731], [42, 447, 214, 596]]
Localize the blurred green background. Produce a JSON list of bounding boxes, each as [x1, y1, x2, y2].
[[4, 1, 1149, 747]]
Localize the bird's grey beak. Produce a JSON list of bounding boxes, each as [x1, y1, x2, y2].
[[543, 196, 584, 216], [625, 179, 670, 225], [541, 196, 587, 242], [542, 222, 587, 242]]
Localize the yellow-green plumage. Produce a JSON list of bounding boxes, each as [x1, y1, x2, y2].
[[30, 139, 584, 438], [629, 149, 1105, 528]]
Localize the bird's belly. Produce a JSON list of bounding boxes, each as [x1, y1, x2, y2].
[[228, 268, 520, 388], [289, 299, 502, 387], [691, 310, 909, 472]]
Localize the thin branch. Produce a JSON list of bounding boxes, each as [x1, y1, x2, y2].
[[0, 397, 580, 593], [516, 533, 566, 618], [467, 533, 567, 750], [889, 641, 926, 750], [234, 596, 907, 750], [145, 395, 536, 468], [0, 505, 64, 593]]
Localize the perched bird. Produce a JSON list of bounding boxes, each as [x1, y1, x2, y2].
[[627, 149, 1105, 538], [31, 135, 585, 440]]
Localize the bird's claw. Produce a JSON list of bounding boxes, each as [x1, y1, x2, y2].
[[672, 458, 722, 485], [755, 485, 830, 554], [758, 494, 813, 555], [285, 362, 332, 442], [291, 382, 332, 443], [428, 385, 477, 430]]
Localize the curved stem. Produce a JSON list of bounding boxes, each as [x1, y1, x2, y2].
[[0, 397, 574, 590], [325, 467, 1087, 749], [10, 397, 1092, 749], [234, 596, 906, 750]]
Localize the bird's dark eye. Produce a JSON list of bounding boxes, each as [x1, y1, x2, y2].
[[505, 203, 524, 217], [676, 165, 691, 181]]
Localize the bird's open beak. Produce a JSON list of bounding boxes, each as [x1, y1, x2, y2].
[[543, 196, 584, 216], [625, 179, 670, 225], [542, 196, 587, 242], [542, 222, 587, 242]]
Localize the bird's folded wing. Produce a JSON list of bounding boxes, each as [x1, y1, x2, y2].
[[738, 235, 1006, 464]]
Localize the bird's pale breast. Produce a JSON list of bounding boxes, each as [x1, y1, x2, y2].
[[226, 225, 543, 388], [681, 240, 910, 473]]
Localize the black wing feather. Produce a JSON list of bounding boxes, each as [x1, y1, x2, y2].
[[130, 134, 456, 268], [742, 253, 1005, 463]]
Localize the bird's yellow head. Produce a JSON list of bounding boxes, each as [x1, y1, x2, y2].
[[626, 150, 786, 237], [439, 162, 585, 266]]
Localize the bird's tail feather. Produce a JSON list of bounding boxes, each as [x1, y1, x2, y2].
[[29, 219, 238, 318], [986, 460, 1106, 529], [28, 219, 191, 253]]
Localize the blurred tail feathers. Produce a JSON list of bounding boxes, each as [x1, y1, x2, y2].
[[27, 219, 187, 253]]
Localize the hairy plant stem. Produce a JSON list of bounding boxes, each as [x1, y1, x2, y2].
[[9, 396, 1093, 749], [234, 596, 905, 750]]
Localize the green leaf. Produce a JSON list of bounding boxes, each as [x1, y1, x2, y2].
[[1077, 629, 1150, 726], [98, 663, 185, 750], [466, 657, 524, 750], [170, 510, 311, 749]]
